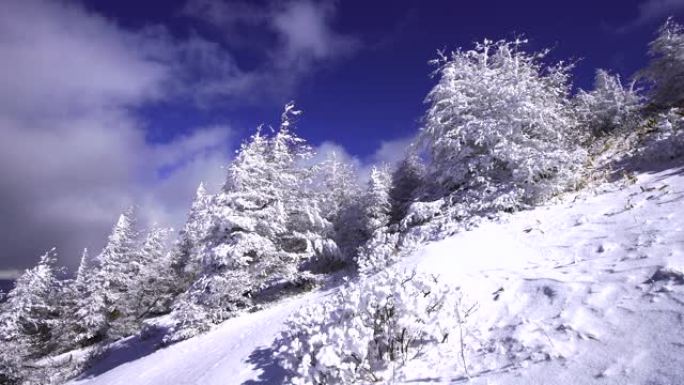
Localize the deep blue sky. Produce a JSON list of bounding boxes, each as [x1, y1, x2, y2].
[[85, 0, 682, 159]]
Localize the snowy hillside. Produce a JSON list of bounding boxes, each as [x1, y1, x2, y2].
[[68, 165, 684, 385], [5, 17, 684, 385]]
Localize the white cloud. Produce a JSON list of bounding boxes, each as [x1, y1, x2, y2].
[[616, 0, 684, 32], [309, 141, 363, 169], [636, 0, 684, 25], [371, 136, 415, 166], [182, 0, 360, 102], [272, 1, 357, 61], [0, 270, 22, 281], [310, 135, 415, 183], [0, 0, 168, 117], [0, 0, 232, 271]]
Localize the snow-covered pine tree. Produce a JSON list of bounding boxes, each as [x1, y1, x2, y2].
[[313, 151, 363, 266], [269, 103, 335, 267], [73, 276, 109, 345], [90, 209, 141, 340], [169, 103, 328, 340], [316, 151, 361, 223], [129, 226, 175, 320], [389, 152, 426, 223], [0, 249, 62, 380], [356, 166, 398, 274], [53, 248, 93, 352], [75, 248, 90, 285], [641, 18, 684, 110], [575, 69, 642, 137], [195, 127, 278, 314], [171, 182, 213, 289], [361, 166, 393, 236], [420, 38, 585, 212]]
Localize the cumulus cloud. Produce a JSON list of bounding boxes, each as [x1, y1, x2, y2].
[[182, 0, 359, 102], [616, 0, 684, 32], [311, 135, 415, 183], [635, 0, 684, 24], [0, 0, 232, 271], [272, 1, 357, 61], [371, 136, 415, 166]]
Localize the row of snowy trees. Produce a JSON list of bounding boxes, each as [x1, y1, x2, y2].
[[3, 17, 684, 385], [0, 215, 177, 384], [165, 104, 405, 340], [0, 103, 404, 383]]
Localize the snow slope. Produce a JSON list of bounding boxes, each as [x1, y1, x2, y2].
[[395, 166, 684, 384], [68, 166, 684, 385]]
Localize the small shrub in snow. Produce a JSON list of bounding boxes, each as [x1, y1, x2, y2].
[[575, 69, 642, 137], [277, 271, 457, 384], [355, 230, 401, 276], [638, 108, 684, 161], [164, 273, 249, 343]]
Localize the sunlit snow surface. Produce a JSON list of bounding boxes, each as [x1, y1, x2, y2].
[[70, 166, 684, 385]]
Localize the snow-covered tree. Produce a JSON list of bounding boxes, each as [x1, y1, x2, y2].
[[75, 248, 90, 285], [128, 226, 175, 319], [361, 166, 393, 236], [271, 105, 337, 267], [53, 249, 94, 351], [88, 209, 141, 340], [169, 128, 281, 338], [0, 249, 62, 380], [315, 152, 363, 264], [641, 18, 684, 109], [206, 127, 283, 299], [170, 103, 331, 339], [96, 209, 139, 301], [171, 183, 213, 288], [420, 38, 585, 211], [316, 151, 361, 222], [64, 247, 110, 347], [389, 152, 425, 223], [356, 166, 398, 274], [576, 69, 643, 137]]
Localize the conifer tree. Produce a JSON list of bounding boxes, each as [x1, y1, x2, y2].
[[316, 152, 360, 221], [315, 151, 363, 264], [361, 166, 393, 236], [390, 153, 426, 223], [172, 183, 213, 289], [0, 249, 62, 380], [54, 248, 93, 351], [355, 167, 397, 274], [89, 209, 140, 340], [130, 226, 175, 319], [170, 103, 329, 339]]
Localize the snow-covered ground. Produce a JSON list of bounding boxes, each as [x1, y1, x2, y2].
[[69, 166, 684, 385]]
